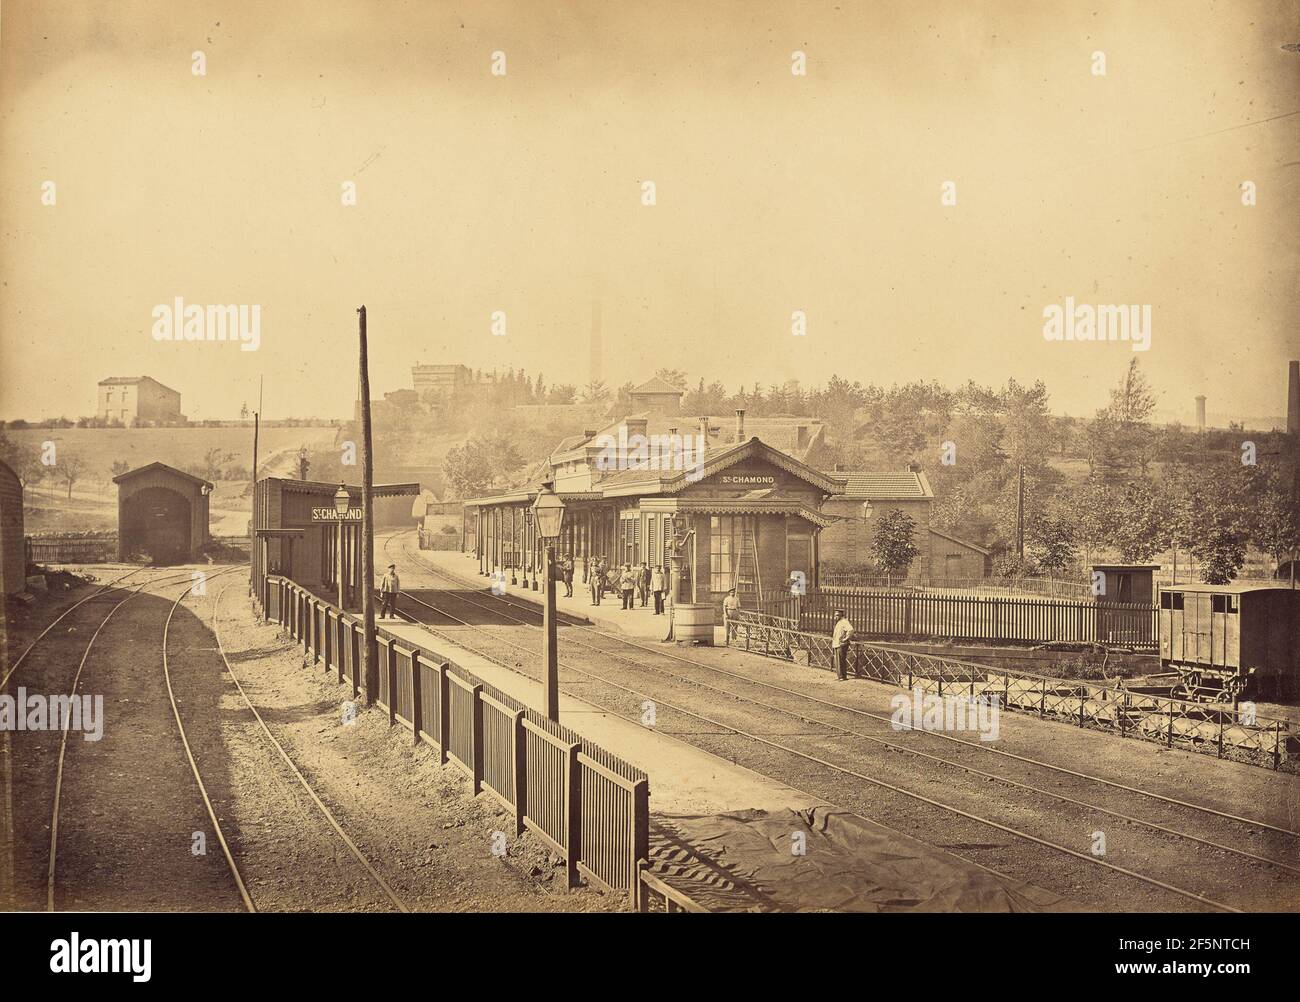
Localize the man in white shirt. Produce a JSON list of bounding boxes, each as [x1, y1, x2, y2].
[[830, 609, 854, 680], [379, 563, 400, 619], [721, 588, 740, 623]]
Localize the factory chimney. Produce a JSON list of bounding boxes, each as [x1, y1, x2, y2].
[[1195, 395, 1206, 432], [1288, 361, 1299, 436]]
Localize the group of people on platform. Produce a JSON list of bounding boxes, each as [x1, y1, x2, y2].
[[547, 554, 669, 614]]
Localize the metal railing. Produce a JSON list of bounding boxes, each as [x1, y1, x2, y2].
[[259, 575, 652, 907], [725, 609, 1296, 772], [817, 570, 1093, 600]]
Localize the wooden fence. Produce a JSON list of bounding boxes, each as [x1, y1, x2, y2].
[[25, 535, 116, 563], [260, 575, 651, 908], [726, 609, 1297, 772], [817, 570, 1093, 599], [782, 586, 1158, 652]]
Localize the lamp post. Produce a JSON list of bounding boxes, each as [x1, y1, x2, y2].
[[532, 484, 566, 722], [333, 483, 350, 610], [522, 507, 533, 589]]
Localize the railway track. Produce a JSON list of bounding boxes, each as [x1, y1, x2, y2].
[[209, 582, 409, 912], [384, 532, 1300, 912], [10, 564, 409, 913]]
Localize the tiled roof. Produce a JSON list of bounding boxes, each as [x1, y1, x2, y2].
[[828, 471, 932, 499], [631, 376, 686, 395]]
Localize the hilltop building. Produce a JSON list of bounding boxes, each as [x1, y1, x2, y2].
[[412, 363, 473, 403], [97, 376, 184, 426]]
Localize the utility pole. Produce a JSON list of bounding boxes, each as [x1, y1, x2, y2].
[[358, 306, 378, 703], [1016, 464, 1025, 559], [251, 410, 259, 596]]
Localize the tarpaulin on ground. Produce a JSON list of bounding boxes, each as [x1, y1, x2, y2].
[[647, 806, 1072, 913]]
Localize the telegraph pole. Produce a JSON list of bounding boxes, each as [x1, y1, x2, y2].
[[358, 306, 378, 703], [1016, 464, 1025, 559], [251, 410, 259, 597]]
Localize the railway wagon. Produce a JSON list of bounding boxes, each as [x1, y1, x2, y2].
[[1157, 583, 1299, 700]]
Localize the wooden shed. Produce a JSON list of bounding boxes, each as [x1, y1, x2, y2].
[[0, 460, 24, 594], [113, 462, 212, 563]]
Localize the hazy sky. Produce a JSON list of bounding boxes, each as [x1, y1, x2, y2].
[[1, 0, 1297, 423]]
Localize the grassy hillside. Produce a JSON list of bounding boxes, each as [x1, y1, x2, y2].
[[9, 426, 339, 481]]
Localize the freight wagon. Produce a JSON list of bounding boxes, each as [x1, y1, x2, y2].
[[1157, 583, 1299, 700]]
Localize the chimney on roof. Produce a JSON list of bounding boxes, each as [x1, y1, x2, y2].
[[1195, 395, 1207, 432], [625, 416, 648, 439], [698, 416, 709, 443], [735, 408, 746, 442], [834, 463, 846, 472], [582, 429, 597, 438], [1288, 361, 1299, 436], [908, 461, 922, 473]]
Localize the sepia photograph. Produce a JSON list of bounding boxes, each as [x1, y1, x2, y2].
[[0, 0, 1297, 982]]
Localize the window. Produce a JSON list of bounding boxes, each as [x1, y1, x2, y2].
[[710, 516, 737, 593], [1212, 594, 1227, 613]]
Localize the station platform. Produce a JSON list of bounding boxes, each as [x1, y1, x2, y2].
[[372, 549, 1069, 912], [393, 541, 727, 646], [377, 617, 812, 818]]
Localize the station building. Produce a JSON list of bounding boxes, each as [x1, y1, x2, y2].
[[114, 462, 212, 563], [252, 477, 420, 607], [464, 409, 844, 618]]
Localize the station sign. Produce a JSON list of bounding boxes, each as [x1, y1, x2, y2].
[[720, 474, 775, 485], [311, 507, 362, 522]]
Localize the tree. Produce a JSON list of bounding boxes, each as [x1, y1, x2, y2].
[[546, 383, 577, 405], [57, 452, 87, 499], [872, 508, 919, 583], [0, 431, 43, 487], [1109, 479, 1167, 563], [581, 380, 610, 405], [1028, 509, 1077, 574], [441, 433, 527, 499], [653, 369, 688, 389], [201, 448, 234, 480], [110, 459, 131, 477], [1242, 466, 1300, 576]]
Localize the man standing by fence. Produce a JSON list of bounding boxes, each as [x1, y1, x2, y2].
[[831, 608, 854, 680]]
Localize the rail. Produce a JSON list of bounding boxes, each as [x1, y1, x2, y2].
[[725, 609, 1296, 773], [258, 574, 652, 908]]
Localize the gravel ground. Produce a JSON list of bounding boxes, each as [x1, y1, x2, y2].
[[3, 565, 622, 912]]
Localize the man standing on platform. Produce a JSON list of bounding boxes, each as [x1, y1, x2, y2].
[[722, 587, 740, 624], [831, 608, 855, 681]]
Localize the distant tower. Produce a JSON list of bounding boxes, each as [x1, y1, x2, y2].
[[589, 300, 602, 386], [1195, 395, 1206, 432], [1288, 361, 1299, 435]]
